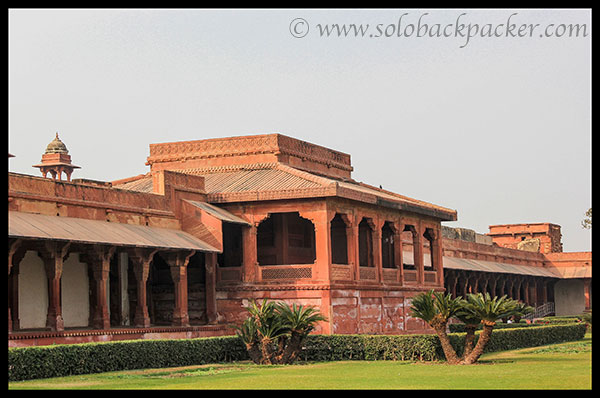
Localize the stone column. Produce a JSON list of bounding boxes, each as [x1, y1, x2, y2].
[[480, 274, 490, 296], [372, 222, 382, 282], [468, 273, 479, 294], [164, 250, 195, 327], [8, 239, 26, 333], [584, 279, 591, 310], [529, 278, 538, 307], [514, 277, 523, 301], [540, 279, 549, 304], [242, 224, 258, 282], [38, 241, 71, 331], [496, 276, 506, 297], [491, 274, 500, 297], [341, 214, 355, 272], [205, 252, 218, 324], [392, 221, 404, 285], [351, 219, 360, 281], [83, 246, 115, 330], [523, 277, 531, 305], [300, 210, 331, 281], [129, 248, 157, 328], [413, 225, 424, 285], [459, 271, 469, 298], [446, 269, 458, 298], [505, 277, 515, 300], [428, 227, 444, 287]]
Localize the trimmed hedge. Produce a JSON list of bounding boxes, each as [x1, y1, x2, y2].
[[449, 321, 539, 333], [8, 323, 587, 381], [302, 334, 442, 362], [480, 323, 587, 354], [8, 336, 248, 382]]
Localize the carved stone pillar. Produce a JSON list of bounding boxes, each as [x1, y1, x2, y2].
[[496, 276, 506, 297], [432, 228, 444, 287], [164, 250, 194, 327], [490, 274, 498, 296], [459, 271, 469, 298], [242, 224, 258, 282], [372, 223, 382, 282], [529, 277, 538, 307], [38, 241, 71, 331], [583, 279, 591, 310], [480, 274, 490, 295], [505, 277, 515, 300], [394, 221, 405, 285], [468, 273, 479, 294], [302, 210, 331, 281], [129, 248, 157, 328], [446, 269, 458, 298], [205, 252, 218, 324], [540, 278, 549, 304], [339, 214, 355, 271], [351, 220, 360, 281], [8, 239, 26, 332], [82, 246, 115, 330], [412, 225, 424, 285], [513, 277, 523, 301]]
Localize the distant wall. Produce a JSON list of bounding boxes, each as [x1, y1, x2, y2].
[[554, 279, 586, 316]]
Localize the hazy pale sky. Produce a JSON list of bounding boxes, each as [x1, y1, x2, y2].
[[8, 8, 591, 252]]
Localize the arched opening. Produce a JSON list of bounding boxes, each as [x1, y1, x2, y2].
[[257, 212, 316, 265], [381, 221, 396, 268], [330, 213, 348, 265], [61, 252, 89, 328], [402, 225, 416, 270], [18, 251, 48, 330], [148, 253, 173, 325], [187, 252, 206, 325], [423, 228, 435, 271], [358, 218, 374, 267]]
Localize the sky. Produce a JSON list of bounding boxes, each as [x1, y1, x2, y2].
[[8, 8, 591, 252]]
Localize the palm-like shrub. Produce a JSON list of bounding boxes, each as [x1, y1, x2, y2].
[[454, 299, 481, 358], [411, 291, 536, 365], [460, 293, 521, 364], [275, 302, 327, 364], [235, 299, 327, 365], [410, 290, 463, 364]]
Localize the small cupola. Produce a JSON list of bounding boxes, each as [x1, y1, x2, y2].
[[32, 132, 80, 181]]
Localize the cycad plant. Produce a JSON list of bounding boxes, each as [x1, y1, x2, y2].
[[454, 300, 481, 358], [409, 290, 463, 364], [235, 299, 327, 365], [410, 291, 535, 365], [275, 302, 327, 364], [459, 293, 519, 365]]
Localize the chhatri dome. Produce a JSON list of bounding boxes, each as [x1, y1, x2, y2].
[[33, 132, 80, 181], [44, 132, 69, 154]]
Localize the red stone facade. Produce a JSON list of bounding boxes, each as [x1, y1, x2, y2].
[[8, 133, 591, 347], [488, 223, 564, 254]]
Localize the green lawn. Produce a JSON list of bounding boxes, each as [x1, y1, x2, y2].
[[9, 334, 591, 390]]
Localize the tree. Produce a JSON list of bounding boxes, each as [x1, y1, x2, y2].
[[582, 208, 592, 229], [410, 290, 463, 364], [459, 293, 521, 365], [274, 302, 327, 364], [454, 299, 481, 358], [235, 299, 327, 365]]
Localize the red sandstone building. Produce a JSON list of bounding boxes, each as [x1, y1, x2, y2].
[[8, 133, 591, 347]]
